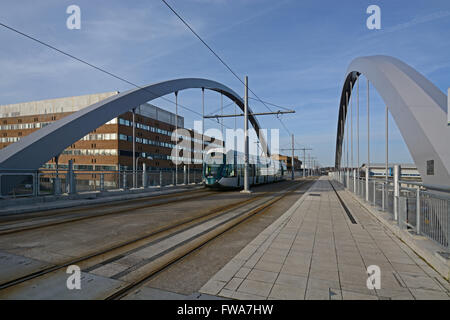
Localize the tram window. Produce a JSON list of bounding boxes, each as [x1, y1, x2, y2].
[[206, 164, 222, 176], [223, 165, 234, 177]]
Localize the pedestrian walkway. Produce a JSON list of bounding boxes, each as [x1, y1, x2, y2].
[[199, 177, 450, 300]]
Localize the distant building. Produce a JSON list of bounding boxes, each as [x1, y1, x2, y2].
[[271, 154, 302, 171], [361, 163, 420, 180], [0, 92, 222, 172]]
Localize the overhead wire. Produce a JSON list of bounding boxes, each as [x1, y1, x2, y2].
[[160, 0, 293, 135], [0, 21, 231, 129]]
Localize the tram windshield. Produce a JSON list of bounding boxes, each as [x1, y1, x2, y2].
[[205, 164, 223, 177]]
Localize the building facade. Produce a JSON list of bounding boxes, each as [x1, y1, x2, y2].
[[0, 92, 222, 173], [360, 163, 420, 180], [271, 154, 302, 172]]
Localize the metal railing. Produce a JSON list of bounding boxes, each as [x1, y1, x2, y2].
[[0, 166, 204, 199], [330, 169, 449, 251]]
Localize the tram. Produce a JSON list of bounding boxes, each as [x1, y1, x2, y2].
[[203, 148, 286, 189]]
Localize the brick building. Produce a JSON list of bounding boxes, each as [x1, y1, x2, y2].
[[271, 154, 302, 172]]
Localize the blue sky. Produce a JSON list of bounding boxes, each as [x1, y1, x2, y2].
[[0, 0, 449, 166]]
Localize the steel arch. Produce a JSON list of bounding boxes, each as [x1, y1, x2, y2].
[[0, 78, 268, 170], [335, 55, 449, 186]]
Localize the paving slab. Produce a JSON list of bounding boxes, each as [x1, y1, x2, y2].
[[199, 177, 450, 300], [0, 251, 53, 284], [0, 269, 127, 299]]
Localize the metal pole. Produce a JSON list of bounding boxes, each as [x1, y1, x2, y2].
[[308, 153, 311, 177], [385, 105, 389, 182], [135, 156, 142, 187], [68, 159, 75, 194], [54, 156, 61, 195], [242, 76, 250, 193], [234, 101, 236, 130], [55, 156, 59, 179], [202, 88, 205, 181], [366, 79, 370, 201], [132, 108, 136, 188], [303, 149, 306, 178], [175, 91, 178, 186], [291, 134, 295, 180], [142, 162, 147, 188], [346, 92, 349, 170], [373, 179, 376, 205], [350, 81, 353, 172], [357, 77, 360, 191], [346, 91, 349, 187], [221, 93, 224, 145]]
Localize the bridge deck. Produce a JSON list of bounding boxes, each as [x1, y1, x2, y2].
[[200, 177, 450, 300]]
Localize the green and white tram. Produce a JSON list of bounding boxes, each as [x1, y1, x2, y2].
[[203, 148, 286, 189]]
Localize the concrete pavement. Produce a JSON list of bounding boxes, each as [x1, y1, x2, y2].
[[200, 177, 450, 300]]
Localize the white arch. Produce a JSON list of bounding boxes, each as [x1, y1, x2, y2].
[[335, 55, 449, 186], [0, 78, 268, 170]]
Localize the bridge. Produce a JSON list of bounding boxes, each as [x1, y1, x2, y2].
[[0, 55, 448, 300]]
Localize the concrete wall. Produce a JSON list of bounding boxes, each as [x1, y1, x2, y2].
[[0, 92, 119, 118]]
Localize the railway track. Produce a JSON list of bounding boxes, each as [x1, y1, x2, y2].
[[0, 179, 312, 299], [0, 187, 218, 235]]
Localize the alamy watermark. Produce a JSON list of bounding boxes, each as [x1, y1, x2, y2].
[[366, 265, 381, 289], [66, 5, 81, 30], [170, 121, 280, 166], [66, 264, 81, 290], [366, 5, 381, 30]]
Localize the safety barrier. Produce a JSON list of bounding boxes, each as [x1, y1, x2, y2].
[[330, 168, 449, 251], [0, 165, 203, 199]]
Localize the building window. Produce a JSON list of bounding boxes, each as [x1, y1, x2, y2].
[[426, 160, 434, 175]]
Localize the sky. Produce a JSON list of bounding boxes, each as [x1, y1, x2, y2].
[[0, 0, 449, 167]]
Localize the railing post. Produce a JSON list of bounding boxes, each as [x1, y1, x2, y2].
[[393, 164, 401, 221], [187, 165, 190, 184], [100, 173, 105, 191], [373, 180, 376, 205], [365, 167, 369, 202], [353, 169, 356, 194], [399, 196, 407, 229], [53, 177, 61, 196], [118, 167, 121, 189], [382, 182, 385, 211], [416, 188, 421, 234], [123, 170, 127, 190], [160, 170, 163, 189], [68, 159, 76, 195], [36, 172, 41, 196], [346, 169, 349, 189], [34, 172, 40, 197], [183, 165, 187, 185], [142, 163, 147, 188], [172, 170, 175, 186], [447, 200, 450, 252]]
